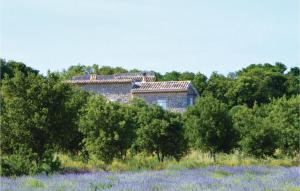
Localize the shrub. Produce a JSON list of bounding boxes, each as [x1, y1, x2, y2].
[[0, 147, 38, 176], [0, 147, 61, 176]]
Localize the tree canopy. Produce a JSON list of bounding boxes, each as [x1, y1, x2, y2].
[[1, 59, 299, 176]]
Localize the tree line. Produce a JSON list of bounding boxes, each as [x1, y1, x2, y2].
[[0, 59, 299, 176]]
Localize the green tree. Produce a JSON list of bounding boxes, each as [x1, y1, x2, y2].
[[136, 105, 187, 162], [230, 96, 299, 157], [236, 62, 287, 75], [192, 72, 207, 95], [154, 72, 164, 81], [97, 66, 114, 75], [230, 104, 277, 156], [265, 96, 299, 156], [184, 96, 235, 160], [228, 63, 288, 107], [79, 96, 136, 163], [60, 64, 89, 80], [0, 59, 38, 79], [113, 66, 128, 74], [0, 65, 88, 175], [179, 72, 195, 81], [204, 72, 233, 104], [1, 71, 87, 155], [163, 71, 181, 81], [1, 71, 49, 156], [45, 72, 89, 153], [285, 67, 299, 96]]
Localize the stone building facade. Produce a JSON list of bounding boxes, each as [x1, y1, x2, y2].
[[79, 83, 132, 103], [66, 72, 199, 112]]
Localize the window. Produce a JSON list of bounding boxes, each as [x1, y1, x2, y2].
[[189, 97, 194, 105], [157, 99, 167, 110]]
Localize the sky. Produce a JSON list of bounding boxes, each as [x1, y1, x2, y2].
[[0, 0, 299, 76]]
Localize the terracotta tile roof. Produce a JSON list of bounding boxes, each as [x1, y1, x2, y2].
[[65, 79, 133, 84], [66, 72, 155, 84], [131, 81, 191, 93], [116, 76, 155, 82], [111, 72, 155, 81]]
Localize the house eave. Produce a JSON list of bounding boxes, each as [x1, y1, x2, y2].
[[131, 90, 188, 94], [64, 79, 133, 84]]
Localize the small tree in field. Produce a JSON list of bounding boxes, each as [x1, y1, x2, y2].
[[184, 96, 235, 161], [79, 95, 136, 163], [136, 105, 187, 162]]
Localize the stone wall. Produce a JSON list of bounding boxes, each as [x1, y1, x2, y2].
[[132, 92, 189, 111], [187, 85, 198, 105], [76, 82, 199, 112], [78, 83, 132, 103]]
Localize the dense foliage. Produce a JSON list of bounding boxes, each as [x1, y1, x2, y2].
[[0, 58, 299, 176], [79, 96, 137, 163], [136, 105, 187, 162], [1, 59, 89, 176], [184, 96, 236, 160], [231, 96, 299, 157]]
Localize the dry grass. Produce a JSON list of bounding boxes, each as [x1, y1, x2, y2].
[[59, 150, 299, 173]]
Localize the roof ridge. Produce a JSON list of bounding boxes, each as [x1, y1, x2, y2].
[[141, 80, 191, 83]]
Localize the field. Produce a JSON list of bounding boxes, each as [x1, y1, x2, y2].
[[1, 166, 299, 191], [59, 151, 299, 172]]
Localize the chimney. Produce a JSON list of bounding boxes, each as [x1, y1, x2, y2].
[[142, 72, 147, 82]]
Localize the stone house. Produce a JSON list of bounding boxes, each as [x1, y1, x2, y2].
[[66, 72, 199, 112]]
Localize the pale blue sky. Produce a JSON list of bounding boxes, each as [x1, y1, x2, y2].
[[0, 0, 299, 76]]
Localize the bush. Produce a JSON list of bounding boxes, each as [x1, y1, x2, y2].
[[0, 147, 61, 177], [0, 147, 38, 176], [38, 150, 61, 175]]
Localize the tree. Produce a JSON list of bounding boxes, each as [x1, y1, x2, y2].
[[184, 96, 235, 160], [179, 72, 195, 81], [136, 105, 187, 162], [230, 104, 278, 156], [0, 59, 38, 79], [0, 63, 89, 175], [285, 67, 300, 96], [1, 72, 52, 175], [236, 62, 287, 75], [1, 71, 49, 156], [113, 67, 129, 74], [192, 72, 207, 95], [1, 70, 88, 154], [60, 64, 89, 80], [264, 96, 299, 156], [163, 71, 181, 81], [204, 72, 233, 104], [79, 96, 136, 163], [45, 72, 89, 153], [228, 63, 288, 107], [154, 72, 164, 81], [230, 96, 299, 157]]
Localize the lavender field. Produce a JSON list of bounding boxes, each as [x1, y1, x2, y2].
[[1, 166, 299, 191]]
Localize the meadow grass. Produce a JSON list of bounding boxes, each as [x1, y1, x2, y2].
[[59, 150, 299, 173], [23, 178, 45, 188]]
